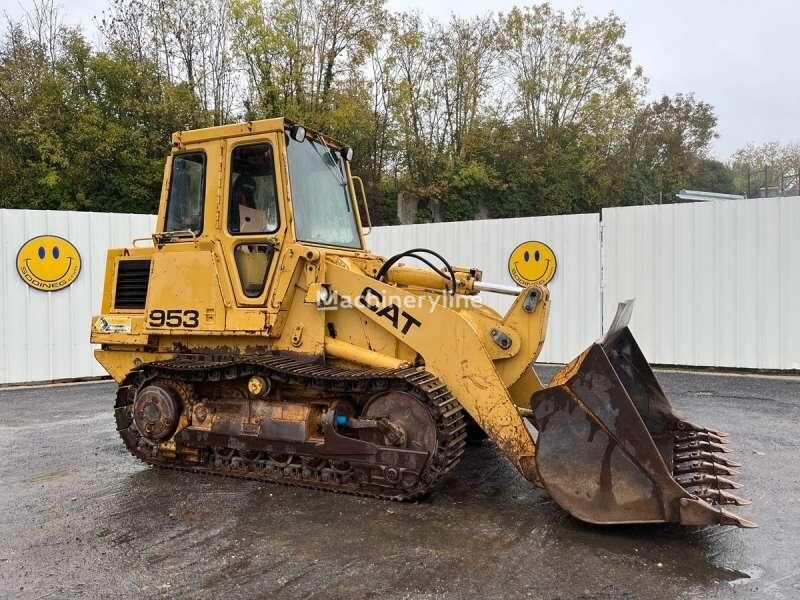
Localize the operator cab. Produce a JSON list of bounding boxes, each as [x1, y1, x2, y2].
[[161, 118, 363, 251], [156, 118, 367, 301]]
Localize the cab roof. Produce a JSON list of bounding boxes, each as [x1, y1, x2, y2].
[[171, 117, 343, 148]]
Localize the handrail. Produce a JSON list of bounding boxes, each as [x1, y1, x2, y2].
[[351, 175, 372, 236], [132, 229, 198, 247]]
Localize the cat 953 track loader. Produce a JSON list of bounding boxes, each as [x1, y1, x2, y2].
[[91, 118, 754, 528]]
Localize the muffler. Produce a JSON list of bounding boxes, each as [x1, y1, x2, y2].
[[530, 301, 755, 527]]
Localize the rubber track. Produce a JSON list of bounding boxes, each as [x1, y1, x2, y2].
[[114, 353, 468, 500]]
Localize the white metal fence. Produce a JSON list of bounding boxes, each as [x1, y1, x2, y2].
[[1, 197, 798, 384], [0, 209, 156, 384], [602, 197, 800, 370]]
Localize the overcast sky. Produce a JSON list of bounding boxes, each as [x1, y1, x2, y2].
[[6, 0, 798, 159]]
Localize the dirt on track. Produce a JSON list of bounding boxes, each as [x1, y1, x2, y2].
[[0, 367, 797, 599]]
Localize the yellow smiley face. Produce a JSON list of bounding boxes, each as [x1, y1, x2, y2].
[[16, 235, 82, 291], [508, 241, 557, 286]]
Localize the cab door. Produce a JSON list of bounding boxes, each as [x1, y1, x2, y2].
[[218, 133, 287, 327]]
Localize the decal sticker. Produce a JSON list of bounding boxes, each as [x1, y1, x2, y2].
[[94, 316, 132, 334], [148, 309, 200, 328], [359, 287, 422, 334], [508, 241, 557, 286], [16, 235, 81, 291]]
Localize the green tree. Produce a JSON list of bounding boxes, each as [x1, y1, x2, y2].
[[0, 17, 207, 212], [616, 93, 719, 204], [495, 4, 646, 214], [730, 142, 800, 196], [0, 0, 733, 223], [687, 159, 736, 194], [500, 5, 644, 141]]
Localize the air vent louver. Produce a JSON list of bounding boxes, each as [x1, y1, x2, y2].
[[114, 259, 151, 309]]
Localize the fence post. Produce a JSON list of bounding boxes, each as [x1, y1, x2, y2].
[[747, 166, 751, 198]]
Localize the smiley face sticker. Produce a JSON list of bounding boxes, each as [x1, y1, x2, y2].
[[16, 235, 82, 291], [508, 241, 557, 286]]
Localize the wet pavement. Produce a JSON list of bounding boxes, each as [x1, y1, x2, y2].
[[0, 367, 798, 599]]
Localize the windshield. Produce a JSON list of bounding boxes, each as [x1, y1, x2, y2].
[[287, 137, 361, 249]]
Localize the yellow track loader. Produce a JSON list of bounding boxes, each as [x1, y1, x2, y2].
[[91, 118, 754, 528]]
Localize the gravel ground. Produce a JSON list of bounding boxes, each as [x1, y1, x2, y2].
[[0, 366, 797, 599]]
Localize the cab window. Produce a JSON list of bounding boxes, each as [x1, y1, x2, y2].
[[165, 152, 205, 233], [228, 143, 279, 234], [234, 243, 274, 297], [287, 137, 361, 249]]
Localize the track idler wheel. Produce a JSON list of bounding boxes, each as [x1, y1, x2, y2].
[[358, 391, 436, 455], [133, 383, 181, 443]]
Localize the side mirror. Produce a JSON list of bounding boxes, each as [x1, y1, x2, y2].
[[289, 124, 306, 142], [351, 175, 372, 236]]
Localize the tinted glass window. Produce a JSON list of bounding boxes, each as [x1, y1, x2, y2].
[[165, 152, 205, 233], [228, 143, 279, 234], [287, 138, 361, 249], [234, 244, 274, 297]]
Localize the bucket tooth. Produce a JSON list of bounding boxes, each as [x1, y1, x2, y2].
[[721, 512, 757, 528], [674, 440, 730, 454], [690, 487, 752, 506], [679, 498, 757, 527], [713, 506, 756, 527], [677, 421, 729, 438], [712, 505, 757, 527], [673, 450, 741, 468], [673, 460, 737, 477], [676, 473, 743, 489], [675, 431, 726, 445]]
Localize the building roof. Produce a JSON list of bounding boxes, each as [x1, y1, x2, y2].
[[675, 189, 746, 202]]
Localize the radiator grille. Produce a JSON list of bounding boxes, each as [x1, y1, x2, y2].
[[114, 259, 151, 309]]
